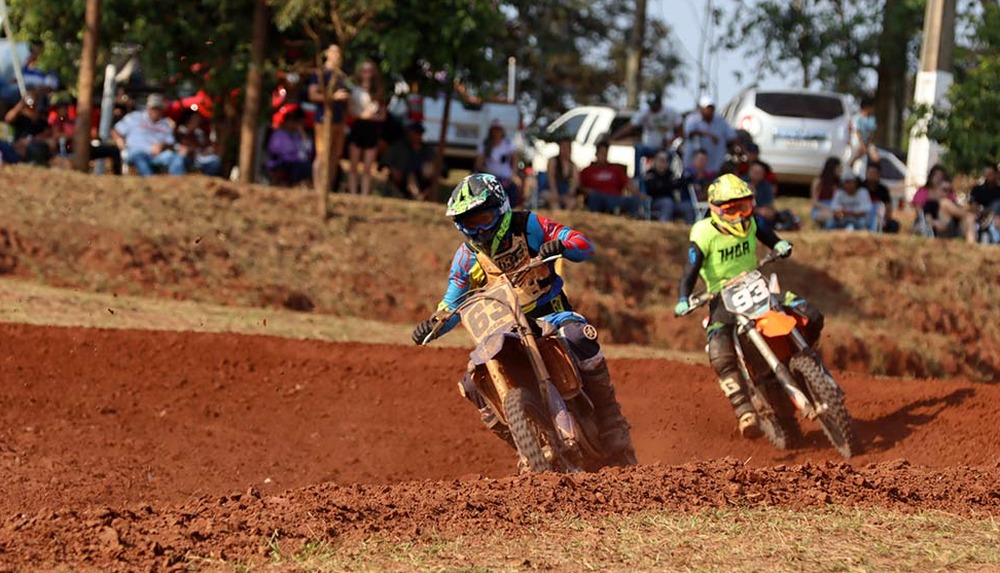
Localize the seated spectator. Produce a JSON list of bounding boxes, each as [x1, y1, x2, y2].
[[743, 160, 776, 229], [862, 162, 899, 233], [681, 148, 715, 202], [810, 157, 841, 227], [383, 121, 436, 200], [971, 161, 1000, 216], [826, 171, 872, 231], [736, 142, 778, 190], [266, 107, 314, 186], [580, 139, 642, 217], [113, 94, 186, 176], [919, 179, 977, 243], [5, 89, 54, 165], [46, 93, 122, 174], [176, 109, 222, 176], [647, 150, 694, 223], [541, 138, 580, 209], [912, 164, 951, 209]]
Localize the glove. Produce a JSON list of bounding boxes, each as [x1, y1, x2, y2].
[[673, 298, 690, 317], [774, 240, 792, 258], [412, 318, 437, 345], [538, 239, 566, 260]]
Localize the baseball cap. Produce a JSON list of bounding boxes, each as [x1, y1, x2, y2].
[[407, 121, 425, 133], [146, 93, 166, 109], [698, 95, 715, 108], [842, 170, 859, 182]]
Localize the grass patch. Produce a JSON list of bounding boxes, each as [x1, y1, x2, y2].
[[192, 507, 1000, 573]]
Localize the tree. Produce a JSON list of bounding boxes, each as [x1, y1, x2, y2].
[[72, 0, 100, 172], [237, 0, 269, 184], [874, 0, 925, 149]]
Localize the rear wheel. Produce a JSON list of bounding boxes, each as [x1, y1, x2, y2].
[[504, 387, 563, 472], [790, 352, 861, 459]]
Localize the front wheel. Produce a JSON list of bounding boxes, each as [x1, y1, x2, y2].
[[790, 352, 861, 459], [504, 387, 564, 472], [749, 379, 802, 451]]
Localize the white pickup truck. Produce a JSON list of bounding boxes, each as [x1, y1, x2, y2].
[[530, 106, 639, 177]]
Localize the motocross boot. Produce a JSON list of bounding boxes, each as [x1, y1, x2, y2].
[[580, 358, 637, 466], [709, 333, 762, 439]]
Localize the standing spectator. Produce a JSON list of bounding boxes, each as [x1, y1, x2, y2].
[[862, 162, 899, 233], [346, 60, 386, 196], [580, 139, 642, 217], [683, 95, 739, 172], [826, 171, 872, 230], [383, 121, 436, 200], [850, 94, 878, 167], [743, 161, 777, 229], [610, 94, 680, 192], [681, 148, 716, 202], [113, 94, 186, 176], [177, 110, 222, 176], [307, 44, 351, 190], [266, 107, 314, 186], [542, 138, 580, 209], [647, 150, 694, 223], [810, 157, 842, 227], [971, 161, 1000, 215], [5, 90, 54, 165], [476, 120, 520, 205]]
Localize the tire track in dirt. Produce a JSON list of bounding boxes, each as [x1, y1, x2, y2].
[[2, 323, 998, 520]]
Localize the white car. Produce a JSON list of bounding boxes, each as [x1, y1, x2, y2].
[[721, 88, 853, 184], [530, 106, 638, 177]]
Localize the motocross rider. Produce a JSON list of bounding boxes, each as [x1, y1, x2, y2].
[[674, 174, 824, 438], [412, 173, 636, 465]]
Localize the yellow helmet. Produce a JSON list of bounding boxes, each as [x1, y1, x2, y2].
[[707, 174, 755, 237]]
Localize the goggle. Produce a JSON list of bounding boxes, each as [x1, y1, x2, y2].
[[715, 198, 754, 220], [455, 209, 500, 236]]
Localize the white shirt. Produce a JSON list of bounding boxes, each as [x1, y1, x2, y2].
[[683, 112, 737, 172], [831, 187, 873, 215], [476, 138, 517, 180], [631, 105, 680, 147], [350, 86, 380, 119]]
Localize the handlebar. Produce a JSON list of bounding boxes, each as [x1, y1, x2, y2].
[[419, 254, 563, 345], [677, 249, 784, 317]]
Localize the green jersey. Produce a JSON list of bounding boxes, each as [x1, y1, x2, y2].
[[689, 217, 759, 293]]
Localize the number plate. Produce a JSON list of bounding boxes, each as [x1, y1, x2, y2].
[[454, 125, 479, 140], [721, 270, 772, 318], [460, 283, 519, 344]]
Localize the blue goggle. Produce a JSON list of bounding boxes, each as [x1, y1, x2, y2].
[[455, 209, 500, 236]]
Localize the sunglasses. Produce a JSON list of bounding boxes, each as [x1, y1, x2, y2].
[[456, 209, 499, 235], [717, 198, 754, 219]]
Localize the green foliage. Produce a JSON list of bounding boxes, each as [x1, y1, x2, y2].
[[924, 3, 1000, 173]]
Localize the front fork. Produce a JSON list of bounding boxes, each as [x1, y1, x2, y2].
[[737, 315, 819, 419], [516, 322, 578, 446]]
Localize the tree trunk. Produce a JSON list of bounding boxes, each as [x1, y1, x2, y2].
[[315, 107, 332, 218], [875, 0, 919, 149], [72, 0, 100, 172], [238, 0, 268, 184], [624, 0, 647, 109], [433, 76, 454, 191]]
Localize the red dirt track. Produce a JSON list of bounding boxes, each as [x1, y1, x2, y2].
[[2, 324, 999, 571]]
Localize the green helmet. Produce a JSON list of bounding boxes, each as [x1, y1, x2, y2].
[[446, 174, 512, 251]]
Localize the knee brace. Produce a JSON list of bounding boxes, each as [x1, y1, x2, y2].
[[557, 321, 603, 372], [707, 329, 739, 380]]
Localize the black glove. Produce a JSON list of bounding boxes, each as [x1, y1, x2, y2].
[[412, 318, 437, 345], [538, 240, 566, 260]]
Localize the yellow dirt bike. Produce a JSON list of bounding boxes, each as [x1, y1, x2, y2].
[[679, 251, 861, 459], [422, 255, 631, 473]]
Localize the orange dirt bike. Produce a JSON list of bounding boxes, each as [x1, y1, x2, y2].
[[679, 252, 861, 458], [422, 255, 634, 472]]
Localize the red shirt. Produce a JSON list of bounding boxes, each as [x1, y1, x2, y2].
[[580, 162, 630, 196]]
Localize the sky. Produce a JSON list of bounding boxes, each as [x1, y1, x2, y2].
[[649, 0, 788, 111]]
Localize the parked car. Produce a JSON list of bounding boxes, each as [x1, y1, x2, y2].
[[721, 88, 852, 184], [530, 106, 637, 177]]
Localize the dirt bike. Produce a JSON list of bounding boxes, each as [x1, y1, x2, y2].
[[422, 255, 631, 473], [679, 251, 861, 459]]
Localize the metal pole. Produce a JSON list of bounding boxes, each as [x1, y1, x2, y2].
[[0, 0, 27, 98], [507, 56, 516, 103], [99, 64, 116, 142]]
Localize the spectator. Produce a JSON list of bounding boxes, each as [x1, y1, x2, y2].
[[542, 138, 580, 209], [911, 164, 951, 209], [971, 161, 1000, 216], [177, 110, 222, 176], [5, 90, 54, 165], [647, 150, 694, 223], [683, 95, 739, 173], [383, 121, 436, 200], [826, 171, 872, 231], [810, 157, 841, 227], [920, 180, 977, 243], [743, 161, 776, 229], [736, 142, 778, 189], [862, 162, 899, 233], [113, 94, 186, 176], [681, 148, 715, 202], [307, 44, 351, 190], [266, 107, 314, 186], [347, 60, 387, 196], [476, 120, 520, 205], [580, 139, 642, 217], [850, 94, 878, 167], [47, 93, 122, 174], [610, 94, 680, 192]]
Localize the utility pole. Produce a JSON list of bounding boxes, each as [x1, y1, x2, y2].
[[624, 0, 647, 109], [73, 0, 100, 172], [906, 0, 956, 197]]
